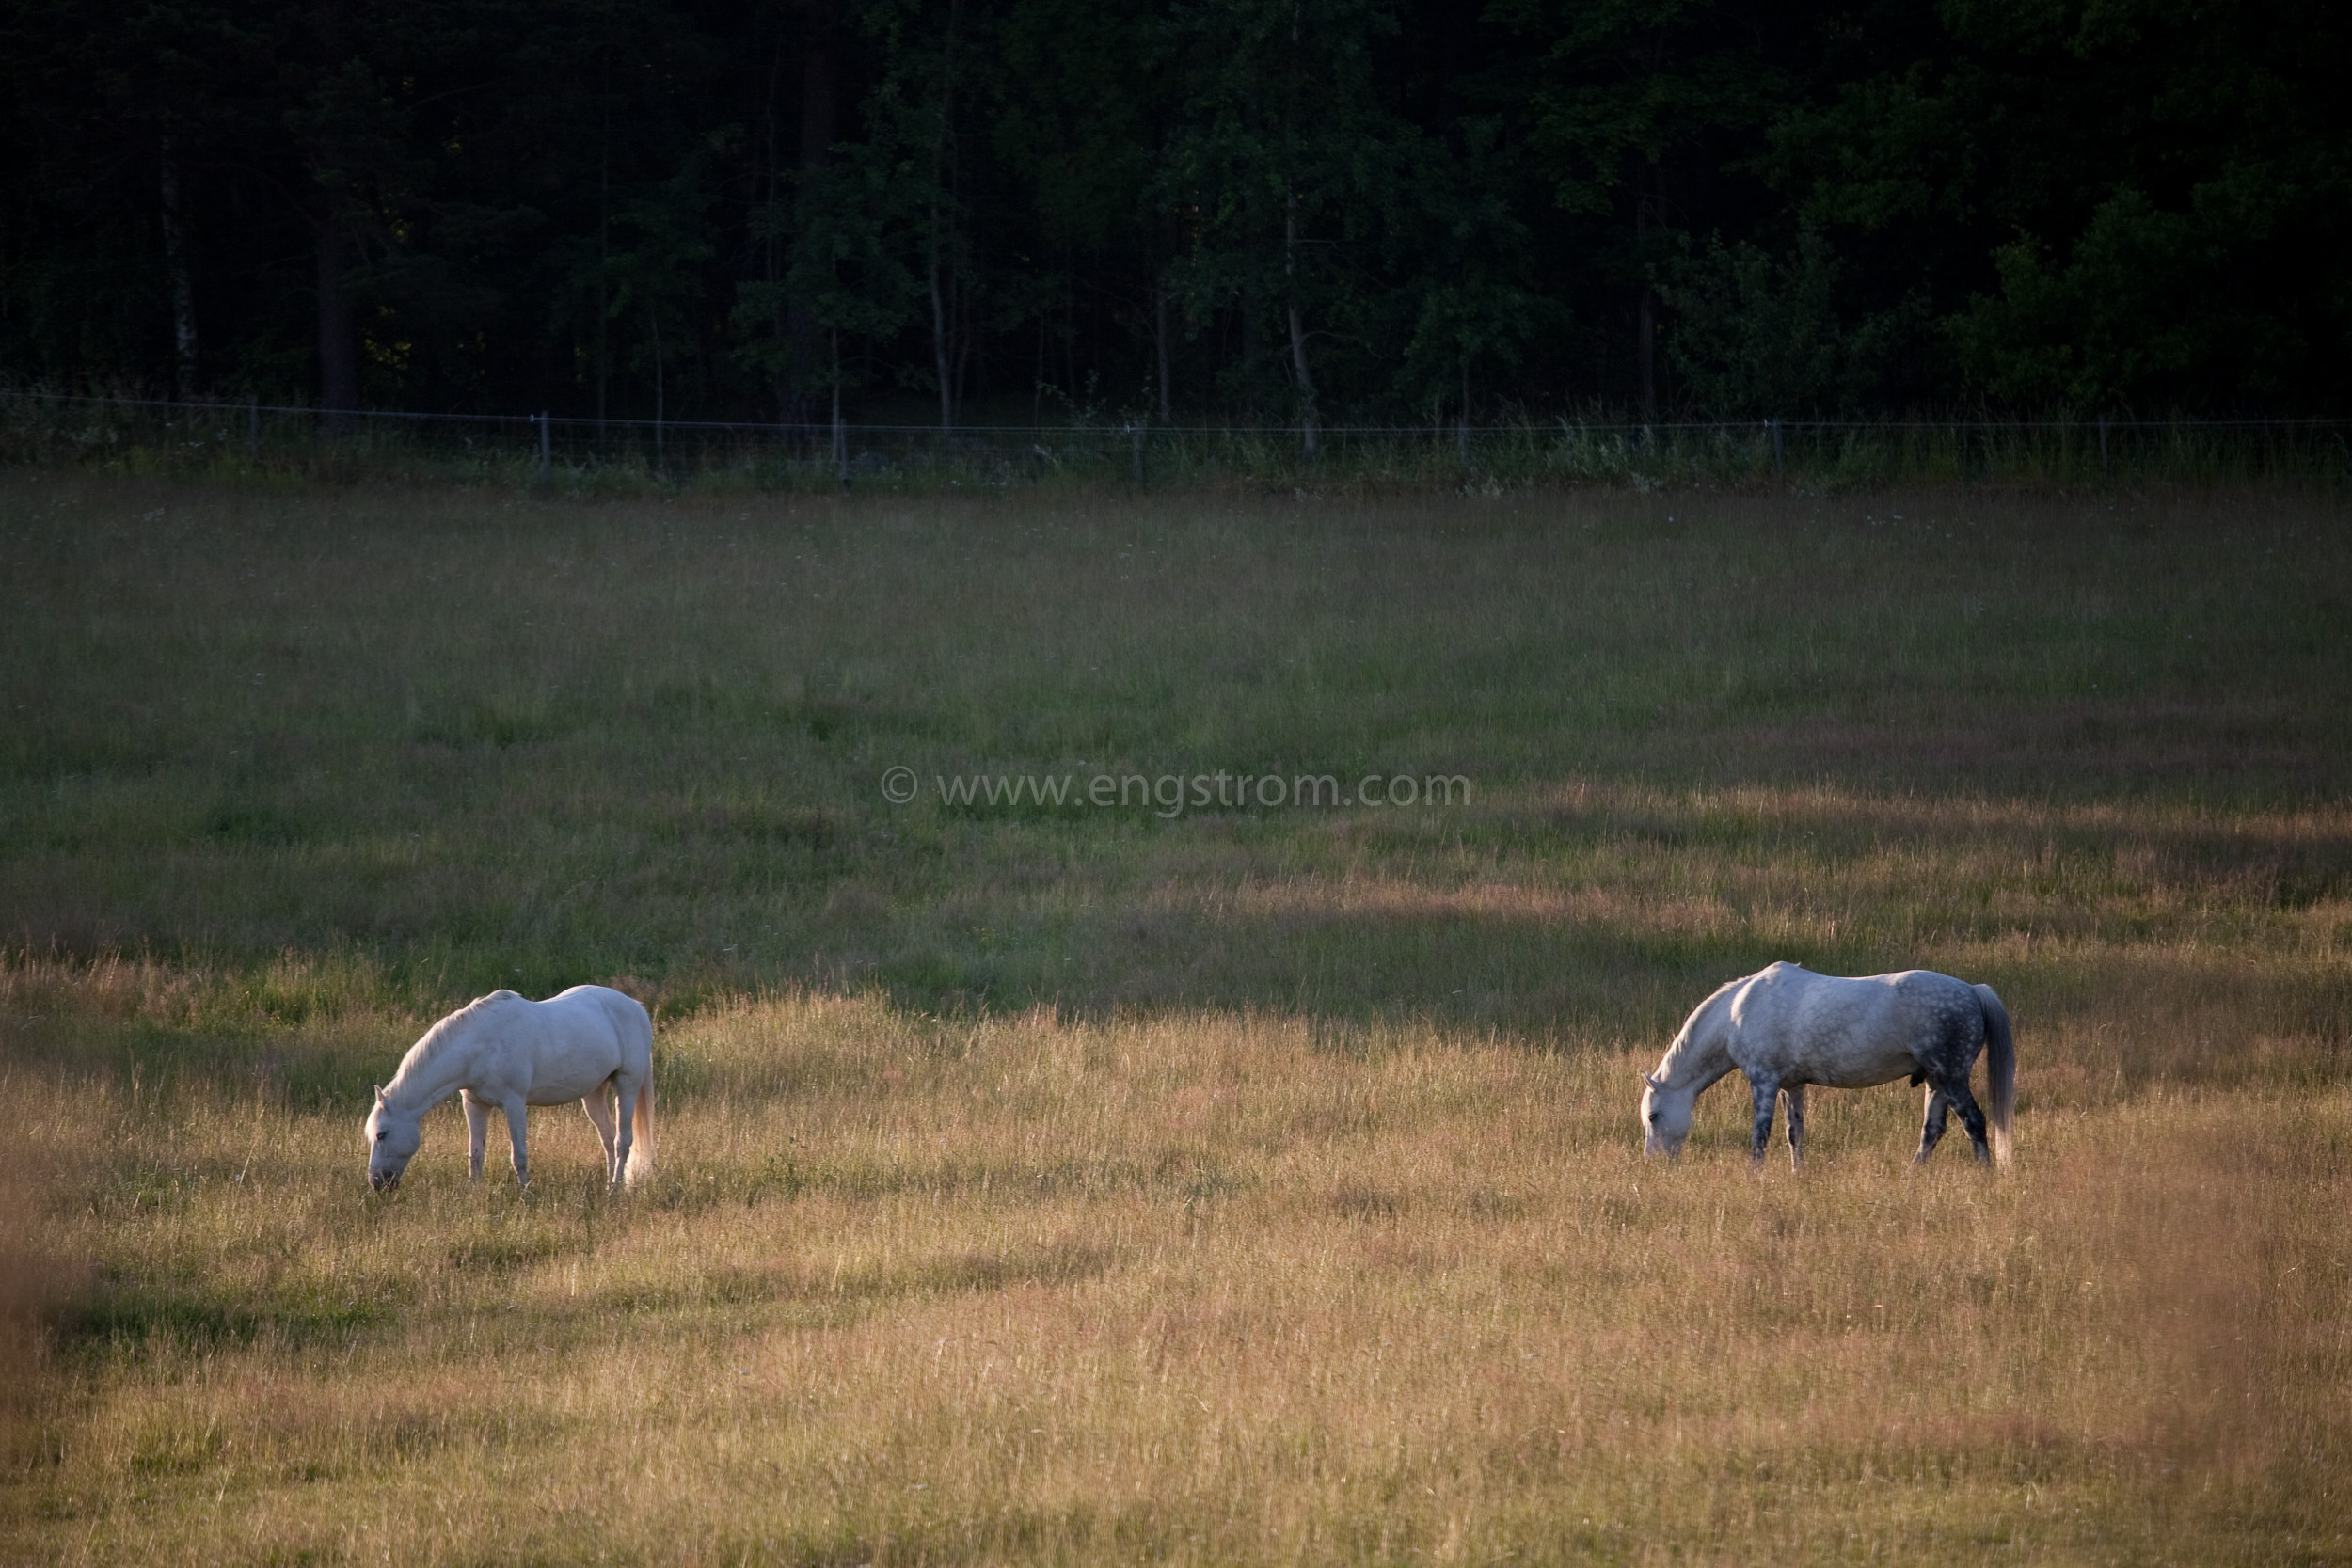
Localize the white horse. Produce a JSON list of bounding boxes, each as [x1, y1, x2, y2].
[[1639, 962, 2014, 1169], [365, 985, 655, 1192]]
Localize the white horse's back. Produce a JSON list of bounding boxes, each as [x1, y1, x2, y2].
[[522, 986, 656, 1185], [368, 983, 655, 1191], [493, 986, 654, 1103]]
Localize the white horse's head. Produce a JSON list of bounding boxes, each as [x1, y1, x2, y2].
[[1639, 1073, 1695, 1158], [365, 1087, 421, 1191]]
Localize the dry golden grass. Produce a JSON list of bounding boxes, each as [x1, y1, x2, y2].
[[5, 976, 2348, 1565], [4, 475, 2350, 1561]]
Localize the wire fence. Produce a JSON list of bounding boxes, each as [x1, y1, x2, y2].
[[7, 388, 2351, 491]]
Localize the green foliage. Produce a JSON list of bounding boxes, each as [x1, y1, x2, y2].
[[1771, 0, 2352, 411], [1948, 187, 2291, 409], [1, 0, 2347, 416], [1659, 230, 1918, 416], [1155, 0, 1415, 419]]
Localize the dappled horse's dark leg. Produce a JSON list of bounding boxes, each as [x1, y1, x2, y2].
[[1936, 1075, 1993, 1162], [1749, 1076, 1780, 1165], [1782, 1085, 1806, 1171], [1913, 1086, 1949, 1165]]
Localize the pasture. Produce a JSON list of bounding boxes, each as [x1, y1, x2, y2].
[[2, 471, 2348, 1563]]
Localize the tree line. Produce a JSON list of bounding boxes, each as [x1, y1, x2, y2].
[[4, 0, 2346, 427]]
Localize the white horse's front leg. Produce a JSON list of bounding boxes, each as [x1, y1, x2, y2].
[[1781, 1085, 1806, 1171], [1748, 1076, 1780, 1165], [463, 1091, 490, 1182], [581, 1088, 620, 1184], [501, 1097, 531, 1188]]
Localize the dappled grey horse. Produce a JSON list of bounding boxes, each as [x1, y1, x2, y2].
[[1638, 963, 2014, 1169]]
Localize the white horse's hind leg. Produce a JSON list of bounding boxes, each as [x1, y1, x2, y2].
[[581, 1088, 620, 1184], [1782, 1085, 1806, 1170], [501, 1096, 531, 1188], [1914, 1086, 1950, 1164], [463, 1091, 491, 1182], [1748, 1076, 1781, 1165], [610, 1079, 638, 1188]]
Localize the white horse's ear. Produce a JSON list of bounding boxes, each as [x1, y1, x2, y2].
[[374, 1085, 388, 1107], [1642, 1072, 1664, 1090]]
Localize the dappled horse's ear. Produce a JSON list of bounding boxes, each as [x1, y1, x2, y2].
[[1642, 1072, 1664, 1090]]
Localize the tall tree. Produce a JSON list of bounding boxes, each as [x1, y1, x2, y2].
[[1161, 0, 1421, 441], [3, 0, 2346, 420], [1486, 0, 1791, 413]]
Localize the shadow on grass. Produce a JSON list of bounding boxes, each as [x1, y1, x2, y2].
[[11, 890, 2347, 1127], [56, 1282, 386, 1357], [8, 767, 2350, 1130]]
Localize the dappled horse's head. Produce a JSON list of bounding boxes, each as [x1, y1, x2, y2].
[[365, 1088, 422, 1191], [1639, 1073, 1695, 1159]]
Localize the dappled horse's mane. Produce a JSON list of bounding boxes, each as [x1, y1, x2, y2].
[[1657, 976, 1742, 1082], [400, 989, 523, 1074]]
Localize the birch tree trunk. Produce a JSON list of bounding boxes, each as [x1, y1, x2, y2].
[[1639, 287, 1657, 426], [1155, 278, 1172, 422], [159, 136, 197, 397], [929, 0, 965, 435], [930, 231, 953, 433], [787, 0, 837, 424], [649, 307, 665, 469], [315, 213, 360, 433], [310, 0, 360, 433], [1285, 199, 1317, 455], [1283, 0, 1316, 455]]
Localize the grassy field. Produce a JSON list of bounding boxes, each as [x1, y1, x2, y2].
[[2, 470, 2348, 1563]]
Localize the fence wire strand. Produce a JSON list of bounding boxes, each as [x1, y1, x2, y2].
[[8, 389, 2349, 489]]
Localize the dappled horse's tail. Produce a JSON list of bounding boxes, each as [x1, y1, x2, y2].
[[626, 1063, 656, 1188], [1975, 984, 2015, 1169]]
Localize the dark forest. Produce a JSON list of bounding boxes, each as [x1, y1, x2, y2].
[[6, 0, 2348, 425]]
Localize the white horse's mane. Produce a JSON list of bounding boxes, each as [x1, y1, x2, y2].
[[398, 989, 523, 1075], [1657, 975, 1743, 1080]]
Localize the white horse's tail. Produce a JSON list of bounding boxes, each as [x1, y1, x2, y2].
[[1975, 984, 2015, 1168], [625, 1067, 656, 1187]]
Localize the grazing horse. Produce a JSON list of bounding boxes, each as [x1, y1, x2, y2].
[[1638, 963, 2014, 1169], [365, 985, 655, 1192]]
